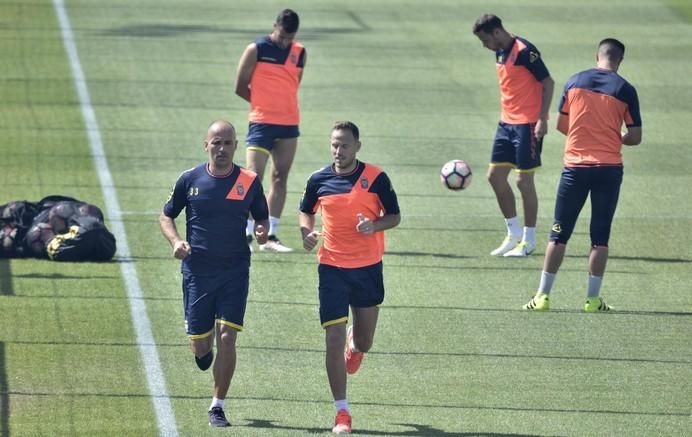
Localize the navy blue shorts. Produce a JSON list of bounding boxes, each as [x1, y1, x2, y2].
[[318, 262, 384, 328], [246, 122, 300, 153], [549, 166, 623, 246], [182, 260, 250, 338], [491, 122, 543, 171]]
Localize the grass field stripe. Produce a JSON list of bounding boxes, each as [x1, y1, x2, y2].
[[51, 1, 178, 435]]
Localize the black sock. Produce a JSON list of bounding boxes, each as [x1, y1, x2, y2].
[[195, 350, 213, 371]]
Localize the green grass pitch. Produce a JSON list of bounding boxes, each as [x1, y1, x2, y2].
[[1, 0, 691, 435]]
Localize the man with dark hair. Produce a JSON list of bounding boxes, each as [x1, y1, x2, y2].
[[159, 120, 269, 426], [523, 38, 642, 312], [235, 8, 306, 253], [299, 121, 401, 434], [473, 14, 555, 257]]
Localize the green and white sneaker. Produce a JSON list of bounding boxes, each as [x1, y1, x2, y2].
[[490, 234, 522, 256], [503, 240, 536, 257], [584, 297, 613, 312], [523, 292, 550, 311]]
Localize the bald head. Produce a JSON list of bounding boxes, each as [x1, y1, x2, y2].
[[204, 120, 237, 174], [206, 119, 236, 141]]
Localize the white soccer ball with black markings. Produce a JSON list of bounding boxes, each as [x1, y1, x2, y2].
[[440, 159, 472, 190]]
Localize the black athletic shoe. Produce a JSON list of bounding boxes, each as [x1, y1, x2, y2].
[[208, 407, 231, 427], [195, 350, 213, 371]]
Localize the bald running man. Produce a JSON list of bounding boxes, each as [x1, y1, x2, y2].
[[160, 120, 269, 427]]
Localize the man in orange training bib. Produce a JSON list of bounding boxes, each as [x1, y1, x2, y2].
[[236, 9, 306, 253]]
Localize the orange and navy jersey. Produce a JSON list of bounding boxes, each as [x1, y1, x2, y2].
[[163, 163, 268, 273], [558, 68, 641, 166], [495, 36, 550, 124], [249, 36, 305, 126], [299, 161, 400, 268]]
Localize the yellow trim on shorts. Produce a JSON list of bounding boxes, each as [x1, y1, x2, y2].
[[188, 327, 214, 340], [321, 316, 348, 329], [247, 145, 271, 155], [217, 319, 243, 331], [516, 166, 541, 173]]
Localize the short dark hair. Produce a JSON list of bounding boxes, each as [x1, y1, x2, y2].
[[276, 9, 299, 33], [598, 38, 625, 62], [332, 121, 360, 141], [473, 14, 503, 34]]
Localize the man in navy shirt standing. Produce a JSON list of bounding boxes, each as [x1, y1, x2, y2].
[[159, 120, 269, 427]]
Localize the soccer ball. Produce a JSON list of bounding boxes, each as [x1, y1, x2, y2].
[[440, 159, 472, 190], [48, 201, 78, 234], [25, 222, 55, 256]]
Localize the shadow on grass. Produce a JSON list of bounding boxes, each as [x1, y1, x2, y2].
[[0, 343, 8, 437], [242, 418, 555, 436], [9, 272, 117, 280], [5, 390, 688, 419], [0, 259, 12, 296], [6, 339, 691, 365]]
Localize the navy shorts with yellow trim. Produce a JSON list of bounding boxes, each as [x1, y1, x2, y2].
[[182, 260, 250, 338], [318, 262, 384, 328], [246, 122, 300, 153], [549, 166, 623, 246], [491, 121, 542, 171]]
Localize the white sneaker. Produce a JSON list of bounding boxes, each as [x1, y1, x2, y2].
[[259, 236, 293, 253], [490, 234, 521, 256], [503, 240, 536, 257]]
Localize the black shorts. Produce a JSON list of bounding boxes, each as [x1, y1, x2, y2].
[[549, 166, 623, 246], [318, 262, 384, 328], [491, 122, 543, 171], [182, 260, 250, 338]]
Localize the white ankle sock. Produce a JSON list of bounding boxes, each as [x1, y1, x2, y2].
[[269, 216, 280, 236], [538, 271, 556, 295], [505, 216, 521, 237], [210, 397, 224, 410], [523, 226, 536, 244], [587, 274, 602, 298], [335, 399, 350, 413]]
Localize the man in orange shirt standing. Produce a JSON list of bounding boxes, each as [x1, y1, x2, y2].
[[523, 38, 642, 312], [473, 14, 555, 257], [299, 121, 401, 434], [236, 9, 306, 252]]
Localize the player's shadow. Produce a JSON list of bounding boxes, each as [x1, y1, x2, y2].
[[242, 418, 556, 436], [0, 259, 12, 296], [386, 251, 471, 260]]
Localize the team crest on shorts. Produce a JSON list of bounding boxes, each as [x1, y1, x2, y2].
[[552, 223, 562, 233], [360, 177, 369, 189]]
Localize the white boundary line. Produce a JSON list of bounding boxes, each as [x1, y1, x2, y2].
[[52, 1, 178, 435]]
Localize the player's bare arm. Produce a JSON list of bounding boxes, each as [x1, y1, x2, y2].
[[235, 43, 258, 103], [159, 213, 191, 259], [536, 76, 555, 138], [556, 113, 569, 136], [299, 211, 320, 250], [254, 220, 269, 244], [622, 126, 642, 146], [356, 213, 401, 235], [298, 50, 307, 83]]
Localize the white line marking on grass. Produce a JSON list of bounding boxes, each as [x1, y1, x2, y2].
[[52, 1, 178, 435]]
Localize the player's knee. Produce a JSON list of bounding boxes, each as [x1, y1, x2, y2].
[[325, 327, 346, 351], [217, 327, 237, 348], [271, 168, 289, 188], [189, 339, 212, 357], [354, 334, 374, 353], [515, 176, 534, 193]]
